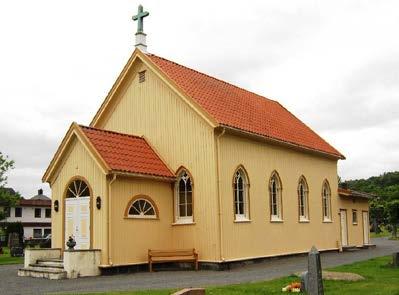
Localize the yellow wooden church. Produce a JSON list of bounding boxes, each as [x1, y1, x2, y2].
[[37, 6, 372, 274]]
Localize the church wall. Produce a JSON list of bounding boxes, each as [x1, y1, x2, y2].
[[98, 60, 220, 262], [337, 197, 369, 247], [219, 133, 341, 261], [109, 177, 174, 265], [50, 137, 108, 264]]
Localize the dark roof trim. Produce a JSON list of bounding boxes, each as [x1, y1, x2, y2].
[[338, 188, 375, 200]]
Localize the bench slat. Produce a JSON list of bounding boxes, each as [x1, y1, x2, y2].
[[151, 257, 196, 262], [150, 251, 195, 257], [148, 248, 198, 272]]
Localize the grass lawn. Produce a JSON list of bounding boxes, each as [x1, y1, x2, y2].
[[371, 227, 391, 238], [0, 247, 24, 265], [69, 256, 399, 295]]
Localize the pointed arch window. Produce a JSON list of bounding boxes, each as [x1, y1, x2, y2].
[[298, 176, 309, 221], [322, 180, 331, 221], [175, 169, 193, 223], [269, 171, 282, 221], [233, 168, 249, 221]]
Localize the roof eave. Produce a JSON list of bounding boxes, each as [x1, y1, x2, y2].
[[111, 170, 176, 182], [338, 193, 373, 200], [42, 122, 110, 184]]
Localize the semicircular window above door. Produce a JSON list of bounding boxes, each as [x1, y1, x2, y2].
[[66, 179, 90, 198]]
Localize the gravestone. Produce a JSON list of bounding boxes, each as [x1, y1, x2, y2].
[[301, 246, 324, 295], [393, 252, 399, 268], [8, 232, 23, 257]]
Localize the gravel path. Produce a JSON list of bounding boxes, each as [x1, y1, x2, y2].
[[1, 237, 398, 295]]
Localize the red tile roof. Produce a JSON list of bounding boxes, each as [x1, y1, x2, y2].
[[80, 126, 175, 179], [19, 199, 51, 207], [148, 54, 344, 159]]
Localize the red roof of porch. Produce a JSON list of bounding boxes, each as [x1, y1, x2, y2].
[[80, 126, 175, 179]]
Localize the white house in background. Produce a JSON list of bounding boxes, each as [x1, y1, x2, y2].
[[3, 189, 51, 239]]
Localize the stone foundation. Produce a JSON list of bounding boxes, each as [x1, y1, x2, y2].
[[63, 249, 101, 279]]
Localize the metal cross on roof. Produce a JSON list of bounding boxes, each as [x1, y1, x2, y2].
[[132, 4, 149, 33]]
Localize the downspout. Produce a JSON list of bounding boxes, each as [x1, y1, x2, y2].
[[108, 174, 117, 265], [216, 128, 225, 262]]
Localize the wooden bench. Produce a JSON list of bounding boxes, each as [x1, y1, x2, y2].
[[148, 249, 198, 272]]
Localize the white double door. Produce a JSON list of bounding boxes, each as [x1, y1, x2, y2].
[[65, 197, 90, 249]]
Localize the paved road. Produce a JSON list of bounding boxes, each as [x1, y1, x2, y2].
[[1, 238, 398, 295]]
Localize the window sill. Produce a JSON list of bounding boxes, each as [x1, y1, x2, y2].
[[322, 219, 332, 223], [353, 223, 358, 226], [124, 216, 159, 220], [171, 221, 196, 226], [299, 219, 310, 223], [234, 219, 251, 223], [270, 219, 284, 223]]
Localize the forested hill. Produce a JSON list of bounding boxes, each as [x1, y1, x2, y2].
[[343, 171, 399, 201]]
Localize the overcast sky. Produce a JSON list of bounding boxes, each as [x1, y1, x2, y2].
[[1, 0, 398, 198]]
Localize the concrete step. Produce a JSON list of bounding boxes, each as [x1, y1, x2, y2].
[[37, 258, 63, 263], [36, 261, 64, 268], [343, 245, 360, 252], [18, 267, 67, 280], [363, 243, 376, 248], [29, 264, 64, 272]]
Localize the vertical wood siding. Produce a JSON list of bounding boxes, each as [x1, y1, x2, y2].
[[219, 133, 341, 261], [110, 177, 173, 265], [50, 138, 108, 263], [99, 61, 220, 262]]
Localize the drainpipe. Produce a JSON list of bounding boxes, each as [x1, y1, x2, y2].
[[216, 128, 225, 261], [108, 174, 117, 265]]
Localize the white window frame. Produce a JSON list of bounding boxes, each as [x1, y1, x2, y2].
[[234, 168, 249, 222], [322, 181, 331, 222], [15, 207, 22, 218], [298, 177, 309, 222], [352, 209, 358, 225], [33, 228, 42, 239], [34, 208, 41, 218], [127, 198, 157, 219], [175, 170, 193, 224], [269, 172, 283, 221]]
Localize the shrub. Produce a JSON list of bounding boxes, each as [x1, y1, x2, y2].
[[4, 222, 24, 246]]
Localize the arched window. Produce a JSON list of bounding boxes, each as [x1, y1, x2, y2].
[[66, 179, 90, 198], [233, 167, 249, 221], [126, 197, 157, 219], [322, 180, 331, 221], [269, 171, 282, 221], [175, 169, 193, 223], [298, 176, 309, 221]]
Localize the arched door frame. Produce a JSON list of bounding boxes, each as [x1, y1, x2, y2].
[[61, 176, 94, 251]]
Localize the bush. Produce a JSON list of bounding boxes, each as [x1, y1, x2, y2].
[[4, 222, 24, 246]]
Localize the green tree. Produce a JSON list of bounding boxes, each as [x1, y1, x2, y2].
[[0, 152, 20, 220], [344, 171, 399, 234], [370, 201, 385, 233], [0, 152, 15, 186], [387, 200, 399, 238]]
